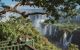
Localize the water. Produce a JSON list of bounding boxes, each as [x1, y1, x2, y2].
[[62, 32, 73, 50], [0, 5, 80, 49], [28, 14, 49, 33], [28, 13, 73, 50]]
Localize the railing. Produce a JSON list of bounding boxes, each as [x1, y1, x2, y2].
[[0, 40, 10, 47], [0, 40, 10, 44], [0, 43, 36, 50], [0, 44, 25, 50], [0, 39, 35, 50]]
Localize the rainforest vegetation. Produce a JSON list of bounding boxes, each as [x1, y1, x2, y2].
[[0, 0, 80, 50]]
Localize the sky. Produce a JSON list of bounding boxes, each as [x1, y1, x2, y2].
[[0, 0, 80, 22], [0, 0, 44, 13], [1, 0, 43, 9], [0, 0, 45, 22], [1, 0, 18, 7], [0, 0, 22, 22], [2, 0, 16, 5]]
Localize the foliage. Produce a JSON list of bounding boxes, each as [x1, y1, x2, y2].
[[0, 17, 31, 41], [0, 0, 80, 20], [13, 0, 80, 20], [0, 0, 80, 50], [69, 44, 79, 50], [53, 23, 80, 32], [0, 17, 62, 50], [44, 19, 55, 24]]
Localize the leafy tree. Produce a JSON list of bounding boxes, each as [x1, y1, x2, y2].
[[0, 0, 80, 20], [0, 0, 80, 50], [0, 17, 62, 50]]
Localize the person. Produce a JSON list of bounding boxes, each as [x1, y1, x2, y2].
[[17, 36, 21, 44]]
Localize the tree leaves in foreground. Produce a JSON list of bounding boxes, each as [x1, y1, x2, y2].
[[0, 17, 62, 50], [0, 17, 79, 50], [0, 0, 80, 20]]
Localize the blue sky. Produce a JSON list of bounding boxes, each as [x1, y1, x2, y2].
[[1, 0, 19, 8], [2, 0, 16, 5], [1, 0, 43, 9], [0, 0, 44, 22]]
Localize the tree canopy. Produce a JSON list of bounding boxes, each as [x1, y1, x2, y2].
[[0, 0, 80, 50], [0, 0, 80, 20]]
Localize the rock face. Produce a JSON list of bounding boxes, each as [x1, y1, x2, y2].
[[45, 27, 80, 50], [45, 28, 72, 49], [71, 28, 80, 50]]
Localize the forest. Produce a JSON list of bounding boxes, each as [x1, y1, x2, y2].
[[0, 0, 80, 50]]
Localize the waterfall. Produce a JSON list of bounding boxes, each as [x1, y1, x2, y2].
[[49, 25, 52, 35], [28, 14, 73, 49], [0, 6, 75, 49], [43, 24, 57, 36], [28, 14, 49, 33], [62, 32, 73, 50], [43, 24, 48, 35], [62, 32, 68, 50]]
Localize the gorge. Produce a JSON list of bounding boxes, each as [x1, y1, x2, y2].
[[0, 4, 80, 50]]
